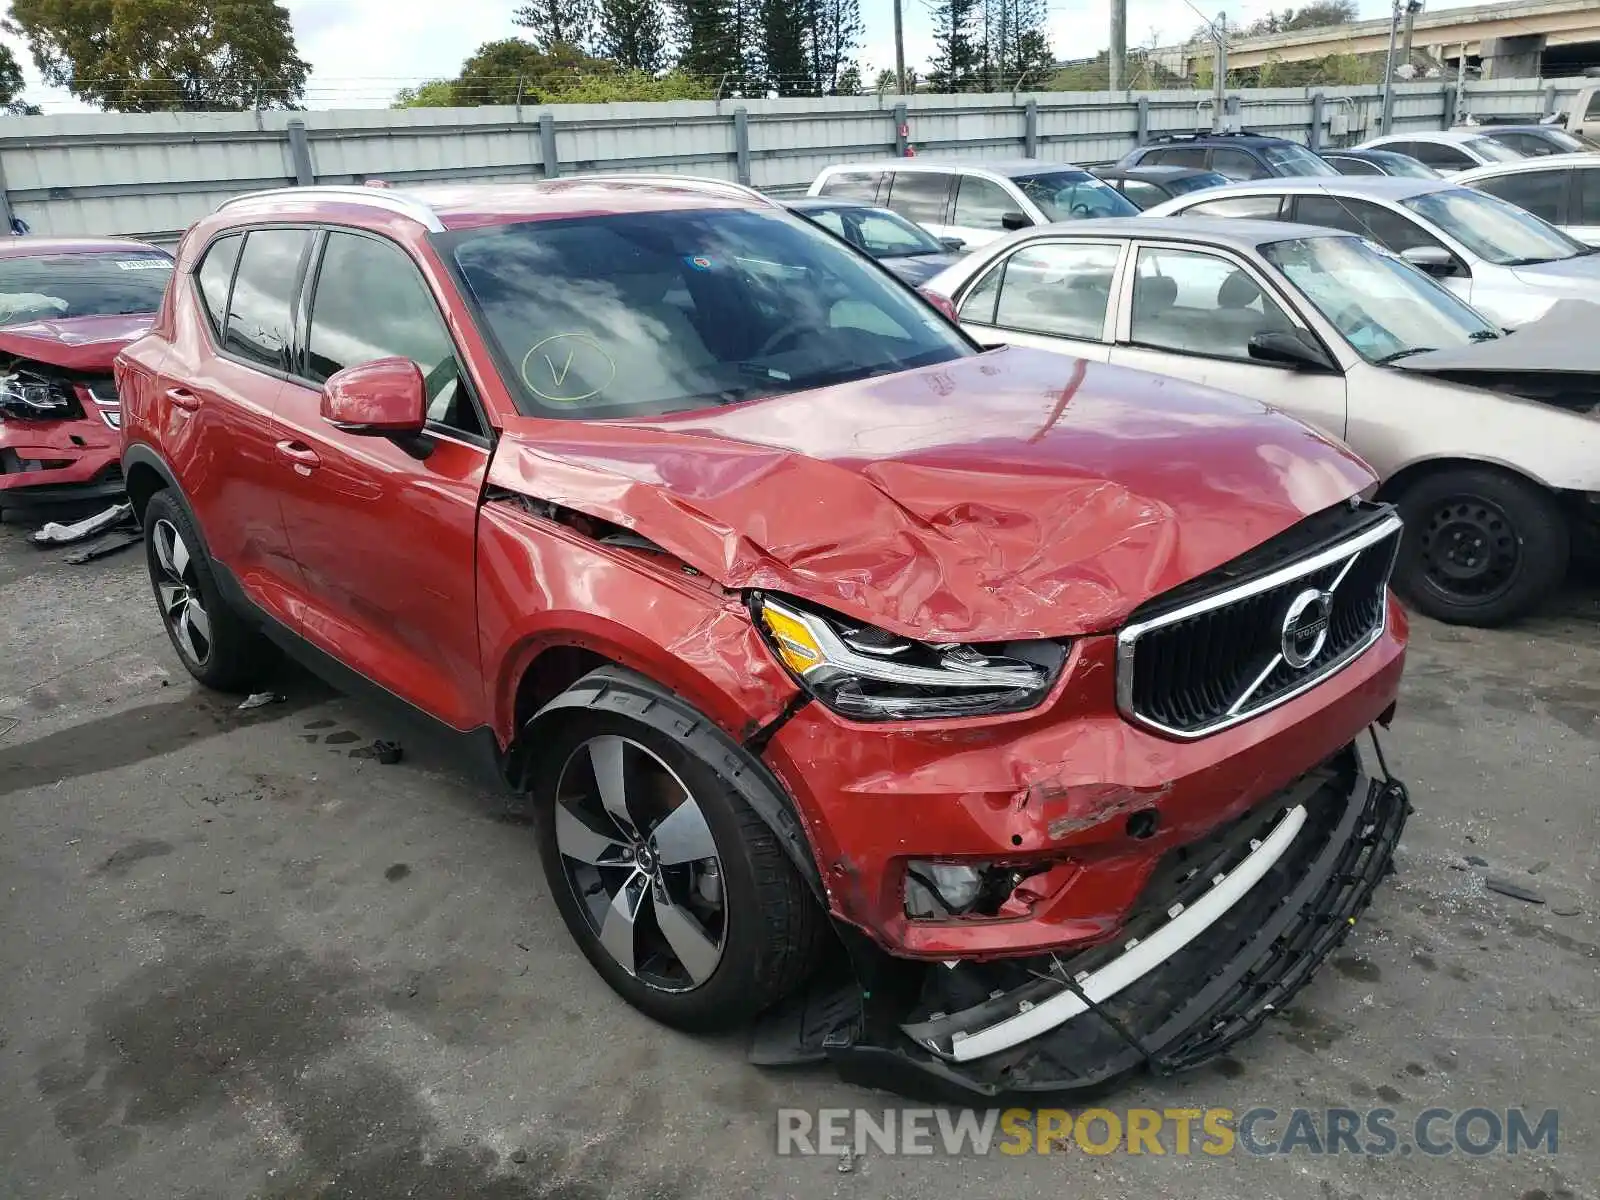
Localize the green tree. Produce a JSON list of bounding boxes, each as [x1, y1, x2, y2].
[[926, 0, 981, 92], [545, 68, 714, 101], [0, 42, 39, 113], [762, 0, 810, 93], [391, 79, 457, 108], [8, 0, 308, 112], [513, 0, 597, 52], [671, 0, 756, 89], [808, 0, 862, 95], [597, 0, 667, 72], [834, 62, 861, 95], [1244, 1, 1357, 36], [874, 66, 895, 93]]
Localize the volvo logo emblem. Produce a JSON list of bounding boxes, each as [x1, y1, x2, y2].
[[1281, 588, 1333, 669]]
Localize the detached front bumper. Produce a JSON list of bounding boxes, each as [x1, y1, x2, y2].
[[753, 739, 1409, 1101], [0, 415, 124, 510]]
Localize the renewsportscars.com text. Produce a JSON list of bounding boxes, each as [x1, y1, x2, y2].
[[776, 1106, 1560, 1158]]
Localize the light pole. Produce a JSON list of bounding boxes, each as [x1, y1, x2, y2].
[[1382, 0, 1423, 135], [894, 0, 906, 94]]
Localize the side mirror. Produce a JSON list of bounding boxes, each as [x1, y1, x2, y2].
[[1001, 211, 1031, 231], [321, 356, 427, 435], [1400, 245, 1457, 276], [1247, 329, 1335, 372], [939, 236, 967, 252]]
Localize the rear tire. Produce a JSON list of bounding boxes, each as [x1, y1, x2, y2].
[[532, 706, 826, 1032], [143, 489, 273, 691], [1392, 466, 1568, 627]]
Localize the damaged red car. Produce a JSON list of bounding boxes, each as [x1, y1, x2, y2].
[[0, 237, 172, 515], [116, 179, 1411, 1100]]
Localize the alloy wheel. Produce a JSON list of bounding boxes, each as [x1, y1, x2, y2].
[[554, 734, 727, 993], [152, 519, 212, 666], [1417, 497, 1520, 605]]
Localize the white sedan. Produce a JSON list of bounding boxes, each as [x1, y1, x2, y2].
[[921, 216, 1600, 626]]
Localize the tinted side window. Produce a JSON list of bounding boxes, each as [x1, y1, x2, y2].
[[884, 172, 952, 224], [1129, 247, 1295, 360], [1489, 132, 1552, 157], [1328, 155, 1381, 176], [224, 229, 309, 372], [1122, 180, 1168, 208], [195, 234, 242, 337], [820, 171, 883, 202], [1293, 196, 1445, 254], [1211, 148, 1268, 180], [993, 242, 1122, 340], [307, 232, 478, 436], [1145, 146, 1207, 168], [952, 175, 1020, 231], [1578, 170, 1600, 224], [1474, 169, 1568, 224], [1408, 141, 1474, 169], [1588, 91, 1600, 118], [1184, 195, 1283, 219]]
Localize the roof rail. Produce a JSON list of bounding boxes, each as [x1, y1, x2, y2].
[[215, 185, 446, 232], [570, 172, 780, 207]]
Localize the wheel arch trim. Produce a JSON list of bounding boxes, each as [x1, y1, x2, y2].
[[521, 665, 826, 902]]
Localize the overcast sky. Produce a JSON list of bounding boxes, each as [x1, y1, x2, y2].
[[3, 0, 1452, 113]]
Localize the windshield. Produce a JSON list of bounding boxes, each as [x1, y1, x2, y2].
[[1371, 152, 1438, 179], [803, 205, 945, 258], [1464, 137, 1523, 163], [1014, 171, 1138, 220], [1264, 234, 1498, 363], [1166, 171, 1231, 195], [1263, 143, 1338, 176], [0, 250, 172, 325], [441, 208, 972, 420], [1401, 187, 1589, 265]]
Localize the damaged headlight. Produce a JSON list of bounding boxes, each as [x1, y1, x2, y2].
[[0, 371, 72, 419], [752, 593, 1066, 721]]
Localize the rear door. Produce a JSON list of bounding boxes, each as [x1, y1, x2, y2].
[[1107, 242, 1349, 439], [149, 228, 308, 628], [954, 239, 1124, 362], [882, 170, 958, 242], [270, 228, 492, 731], [1571, 167, 1600, 245]]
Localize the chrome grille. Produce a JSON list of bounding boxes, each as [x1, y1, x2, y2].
[[1117, 506, 1402, 739]]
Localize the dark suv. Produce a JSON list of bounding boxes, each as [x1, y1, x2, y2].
[[1118, 132, 1339, 181], [116, 177, 1411, 1100]]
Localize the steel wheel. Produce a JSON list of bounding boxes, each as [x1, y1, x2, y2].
[[152, 518, 212, 667], [554, 734, 726, 993], [1418, 497, 1520, 605]]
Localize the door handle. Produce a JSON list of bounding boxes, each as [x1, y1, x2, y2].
[[165, 386, 201, 411], [274, 440, 321, 469]]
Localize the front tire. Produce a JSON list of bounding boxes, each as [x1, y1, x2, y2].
[[1392, 466, 1568, 627], [532, 708, 825, 1032], [143, 489, 273, 691]]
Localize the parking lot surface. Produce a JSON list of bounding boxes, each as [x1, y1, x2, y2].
[[1, 516, 1596, 1200]]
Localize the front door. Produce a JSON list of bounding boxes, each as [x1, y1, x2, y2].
[[1108, 243, 1349, 441], [270, 229, 492, 731], [946, 174, 1034, 249]]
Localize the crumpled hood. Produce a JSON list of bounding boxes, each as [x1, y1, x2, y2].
[[0, 312, 155, 371], [1395, 299, 1600, 413], [489, 347, 1376, 641]]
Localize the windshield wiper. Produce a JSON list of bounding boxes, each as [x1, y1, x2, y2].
[[1374, 347, 1435, 364], [1500, 255, 1566, 267], [1468, 329, 1500, 341]]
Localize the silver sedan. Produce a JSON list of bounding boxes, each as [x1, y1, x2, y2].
[[921, 216, 1600, 626]]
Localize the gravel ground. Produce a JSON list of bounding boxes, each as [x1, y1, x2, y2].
[[1, 510, 1596, 1200]]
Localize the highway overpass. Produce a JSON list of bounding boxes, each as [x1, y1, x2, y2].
[[1155, 0, 1600, 78]]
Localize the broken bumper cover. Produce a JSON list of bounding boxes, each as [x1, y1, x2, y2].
[[0, 418, 124, 509], [809, 745, 1409, 1100]]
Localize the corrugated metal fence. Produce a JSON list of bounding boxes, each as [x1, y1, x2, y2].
[[0, 76, 1586, 245]]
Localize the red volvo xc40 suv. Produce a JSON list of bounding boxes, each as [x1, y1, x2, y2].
[[117, 179, 1411, 1099]]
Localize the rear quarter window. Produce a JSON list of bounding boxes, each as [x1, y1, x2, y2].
[[194, 235, 242, 338]]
